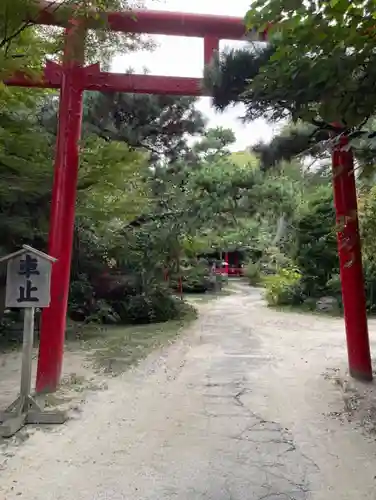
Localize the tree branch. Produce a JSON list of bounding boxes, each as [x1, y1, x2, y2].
[[1, 0, 68, 57]]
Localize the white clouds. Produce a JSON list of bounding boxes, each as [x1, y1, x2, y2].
[[112, 0, 275, 150]]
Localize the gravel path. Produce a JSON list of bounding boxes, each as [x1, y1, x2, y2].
[[1, 284, 376, 499]]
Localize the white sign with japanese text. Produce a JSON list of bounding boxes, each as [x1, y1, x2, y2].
[[5, 253, 52, 308]]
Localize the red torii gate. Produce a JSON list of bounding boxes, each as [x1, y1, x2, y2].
[[3, 3, 372, 392]]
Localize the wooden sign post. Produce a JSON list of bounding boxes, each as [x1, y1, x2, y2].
[[0, 245, 66, 438]]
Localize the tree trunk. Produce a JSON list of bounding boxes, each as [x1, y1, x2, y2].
[[273, 213, 287, 246]]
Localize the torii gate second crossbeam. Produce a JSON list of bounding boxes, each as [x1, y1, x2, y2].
[[3, 3, 372, 393]]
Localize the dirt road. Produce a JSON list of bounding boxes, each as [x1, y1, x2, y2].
[[1, 285, 376, 499]]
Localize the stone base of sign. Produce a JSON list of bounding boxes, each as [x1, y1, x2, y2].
[[0, 394, 66, 438]]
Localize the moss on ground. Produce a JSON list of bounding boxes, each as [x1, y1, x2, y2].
[[67, 306, 198, 376]]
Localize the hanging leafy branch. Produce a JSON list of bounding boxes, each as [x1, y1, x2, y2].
[[243, 0, 376, 128], [0, 0, 155, 81]]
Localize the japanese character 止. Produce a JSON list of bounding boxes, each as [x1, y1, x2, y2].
[[17, 280, 39, 303]]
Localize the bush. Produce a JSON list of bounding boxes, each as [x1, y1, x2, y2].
[[171, 264, 211, 294], [326, 274, 342, 300], [110, 285, 189, 324], [0, 311, 23, 346], [293, 186, 338, 296], [263, 267, 302, 306], [69, 274, 97, 321], [314, 264, 376, 315], [325, 263, 376, 315], [363, 259, 376, 314], [69, 272, 188, 325], [259, 247, 292, 276], [245, 262, 261, 286]]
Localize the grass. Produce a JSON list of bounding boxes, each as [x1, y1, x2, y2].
[[65, 285, 235, 376], [67, 306, 197, 376]]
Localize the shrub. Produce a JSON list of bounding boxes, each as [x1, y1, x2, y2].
[[69, 272, 188, 325], [325, 263, 376, 315], [293, 186, 338, 296], [93, 272, 141, 300], [363, 259, 376, 314], [263, 267, 302, 306], [110, 284, 188, 324], [326, 274, 342, 300], [171, 264, 211, 294], [245, 262, 261, 286], [85, 299, 120, 325], [259, 247, 292, 276], [69, 274, 96, 322], [0, 312, 22, 346]]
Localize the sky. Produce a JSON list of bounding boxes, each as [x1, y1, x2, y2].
[[111, 0, 277, 151]]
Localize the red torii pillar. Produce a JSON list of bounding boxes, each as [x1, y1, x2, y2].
[[36, 26, 88, 392], [332, 134, 372, 380]]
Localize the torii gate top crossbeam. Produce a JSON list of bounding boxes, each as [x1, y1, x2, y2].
[[35, 3, 249, 40], [6, 4, 264, 95]]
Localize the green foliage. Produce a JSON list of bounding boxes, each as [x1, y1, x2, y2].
[[188, 153, 296, 226], [175, 270, 208, 294], [0, 0, 54, 80], [243, 0, 376, 126], [358, 187, 376, 314], [293, 186, 338, 296], [0, 0, 154, 83], [205, 45, 376, 177], [83, 92, 205, 163], [204, 46, 275, 112], [192, 126, 235, 161], [69, 274, 121, 324], [245, 262, 261, 286], [203, 0, 376, 177], [263, 267, 302, 307], [78, 135, 150, 228], [69, 271, 190, 325], [259, 246, 293, 275], [171, 263, 212, 294], [0, 311, 22, 346], [363, 260, 376, 314], [257, 182, 376, 315], [111, 284, 187, 325], [326, 274, 343, 304], [0, 102, 53, 251], [0, 95, 150, 254], [252, 122, 329, 170], [360, 185, 376, 261]]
